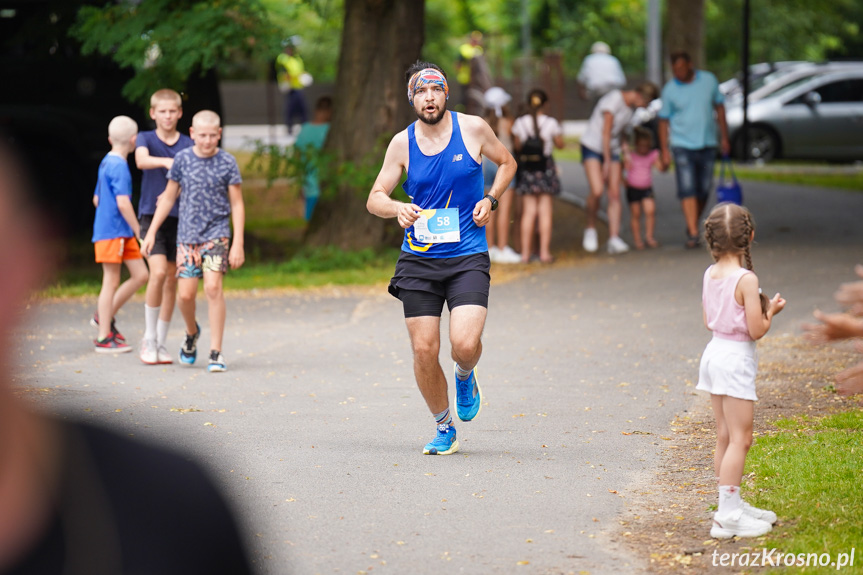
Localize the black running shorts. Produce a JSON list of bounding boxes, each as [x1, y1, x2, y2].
[[388, 252, 491, 318], [139, 214, 179, 261]]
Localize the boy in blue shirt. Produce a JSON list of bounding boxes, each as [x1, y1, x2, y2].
[[92, 116, 149, 353], [140, 110, 245, 373], [135, 89, 194, 365]]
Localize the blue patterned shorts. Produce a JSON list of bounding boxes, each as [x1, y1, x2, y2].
[[176, 238, 229, 278]]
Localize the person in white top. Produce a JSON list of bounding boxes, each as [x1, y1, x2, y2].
[[698, 203, 785, 539], [482, 87, 520, 264], [577, 42, 626, 102], [511, 89, 565, 264], [580, 83, 658, 254]]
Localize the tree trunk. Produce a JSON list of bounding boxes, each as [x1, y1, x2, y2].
[[666, 0, 705, 68], [305, 0, 424, 249]]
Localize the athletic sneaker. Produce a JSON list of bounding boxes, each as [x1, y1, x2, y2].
[[90, 312, 126, 344], [139, 338, 159, 365], [94, 335, 132, 354], [423, 424, 459, 455], [179, 322, 201, 365], [607, 236, 630, 254], [497, 245, 522, 264], [583, 228, 598, 253], [156, 344, 173, 365], [488, 245, 501, 263], [710, 508, 772, 539], [742, 501, 777, 524], [454, 364, 482, 422], [207, 350, 227, 373]]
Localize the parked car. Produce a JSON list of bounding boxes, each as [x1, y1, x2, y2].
[[720, 61, 808, 101], [724, 61, 863, 108], [726, 68, 863, 162]]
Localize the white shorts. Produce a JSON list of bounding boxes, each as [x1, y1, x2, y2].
[[697, 336, 758, 401]]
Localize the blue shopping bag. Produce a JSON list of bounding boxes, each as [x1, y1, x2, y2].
[[716, 157, 743, 205]]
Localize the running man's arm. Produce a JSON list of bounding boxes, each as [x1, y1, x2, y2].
[[135, 146, 173, 171], [366, 131, 421, 229], [463, 114, 516, 227], [228, 183, 245, 270], [140, 180, 180, 256], [116, 195, 141, 240]]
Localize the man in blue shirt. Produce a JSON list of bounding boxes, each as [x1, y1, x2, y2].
[[658, 52, 730, 248]]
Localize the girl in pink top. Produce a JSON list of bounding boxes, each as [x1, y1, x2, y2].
[[697, 203, 786, 540], [623, 128, 663, 249]]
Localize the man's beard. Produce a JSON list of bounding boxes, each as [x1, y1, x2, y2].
[[416, 102, 447, 125]]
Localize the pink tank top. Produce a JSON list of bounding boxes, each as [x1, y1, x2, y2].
[[702, 266, 753, 342], [626, 149, 658, 189]]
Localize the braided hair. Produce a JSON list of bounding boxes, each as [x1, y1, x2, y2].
[[703, 202, 770, 315]]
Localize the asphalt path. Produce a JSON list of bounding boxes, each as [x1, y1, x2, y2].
[[14, 161, 863, 574]]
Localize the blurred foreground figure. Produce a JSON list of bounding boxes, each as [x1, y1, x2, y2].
[[0, 145, 253, 575]]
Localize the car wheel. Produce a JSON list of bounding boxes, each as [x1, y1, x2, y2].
[[736, 125, 779, 162]]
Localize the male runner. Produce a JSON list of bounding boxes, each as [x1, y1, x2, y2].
[[367, 61, 516, 455]]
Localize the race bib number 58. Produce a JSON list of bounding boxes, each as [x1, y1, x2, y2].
[[414, 208, 460, 243]]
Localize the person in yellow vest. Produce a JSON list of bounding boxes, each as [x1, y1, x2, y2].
[[456, 31, 491, 114], [275, 39, 309, 135]]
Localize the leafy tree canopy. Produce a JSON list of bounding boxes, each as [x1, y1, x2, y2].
[[70, 0, 281, 107]]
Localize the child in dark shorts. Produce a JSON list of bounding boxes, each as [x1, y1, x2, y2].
[[624, 127, 663, 250]]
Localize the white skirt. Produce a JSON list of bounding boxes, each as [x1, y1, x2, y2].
[[697, 336, 758, 401]]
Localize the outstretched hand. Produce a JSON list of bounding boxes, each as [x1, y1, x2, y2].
[[836, 343, 863, 396], [834, 264, 863, 315], [801, 310, 863, 344]]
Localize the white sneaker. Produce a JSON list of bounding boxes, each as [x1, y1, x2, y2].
[[711, 508, 772, 539], [607, 236, 630, 254], [742, 501, 777, 524], [139, 338, 158, 365], [498, 245, 522, 264], [582, 228, 598, 252], [488, 246, 501, 263], [156, 344, 173, 365]]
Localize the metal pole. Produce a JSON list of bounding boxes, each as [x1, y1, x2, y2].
[[741, 0, 750, 161], [647, 0, 662, 86], [521, 0, 532, 100]]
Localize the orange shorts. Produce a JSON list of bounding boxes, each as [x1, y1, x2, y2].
[[94, 237, 143, 264]]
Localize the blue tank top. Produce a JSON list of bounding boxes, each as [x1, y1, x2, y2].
[[400, 111, 487, 258]]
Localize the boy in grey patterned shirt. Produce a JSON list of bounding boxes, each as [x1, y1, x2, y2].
[[141, 110, 245, 372]]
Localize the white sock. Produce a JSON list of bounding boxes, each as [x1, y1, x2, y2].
[[144, 305, 160, 341], [157, 319, 171, 348], [718, 485, 742, 516]]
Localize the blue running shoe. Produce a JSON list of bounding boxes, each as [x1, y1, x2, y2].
[[179, 322, 201, 365], [454, 364, 482, 421], [423, 424, 459, 455], [207, 349, 227, 373]]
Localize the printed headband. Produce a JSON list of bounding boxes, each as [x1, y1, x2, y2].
[[407, 68, 449, 104]]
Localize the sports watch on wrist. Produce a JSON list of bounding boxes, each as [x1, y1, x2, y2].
[[483, 194, 498, 211]]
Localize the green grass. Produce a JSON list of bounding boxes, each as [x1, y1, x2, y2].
[[731, 167, 863, 192], [745, 410, 862, 573], [554, 137, 863, 191], [223, 247, 398, 290], [38, 247, 400, 298]]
